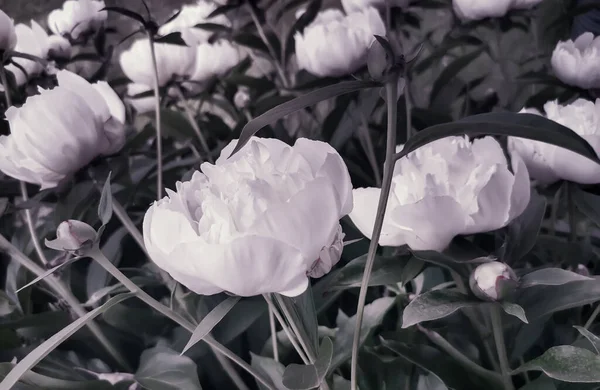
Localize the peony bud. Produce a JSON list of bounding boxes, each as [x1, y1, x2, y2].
[[234, 87, 251, 109], [46, 220, 98, 254], [469, 261, 518, 302], [367, 38, 391, 81], [0, 9, 17, 53]]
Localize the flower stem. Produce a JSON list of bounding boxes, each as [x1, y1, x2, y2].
[[566, 181, 577, 242], [89, 247, 273, 390], [264, 294, 308, 364], [268, 301, 279, 362], [584, 303, 600, 330], [404, 69, 412, 140], [350, 80, 398, 390], [274, 294, 316, 363], [358, 110, 382, 187], [417, 324, 504, 385], [490, 305, 515, 390], [246, 3, 289, 88], [147, 33, 163, 199], [173, 86, 213, 163], [0, 234, 131, 371]]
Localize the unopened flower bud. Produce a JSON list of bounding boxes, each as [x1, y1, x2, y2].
[[234, 87, 251, 109], [367, 38, 391, 81], [308, 225, 344, 278], [575, 264, 591, 278], [469, 261, 518, 302], [46, 220, 98, 253]]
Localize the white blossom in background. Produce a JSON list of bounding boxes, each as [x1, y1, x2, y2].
[[0, 70, 125, 189], [551, 33, 600, 90], [143, 137, 353, 297], [159, 0, 230, 45], [509, 98, 600, 184], [350, 136, 530, 251], [47, 0, 107, 41], [5, 21, 50, 86], [452, 0, 512, 21], [342, 0, 410, 13], [0, 9, 17, 52], [294, 7, 385, 77], [47, 34, 72, 60], [125, 83, 155, 114], [119, 38, 197, 87], [184, 41, 243, 92]]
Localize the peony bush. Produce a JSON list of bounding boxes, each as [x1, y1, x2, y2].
[[0, 1, 599, 390]]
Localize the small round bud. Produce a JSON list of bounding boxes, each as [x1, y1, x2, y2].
[[46, 220, 98, 254], [469, 261, 518, 302], [234, 87, 251, 109]]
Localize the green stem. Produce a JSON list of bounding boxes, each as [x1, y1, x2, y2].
[[584, 303, 600, 330], [490, 305, 515, 390], [350, 80, 398, 390], [566, 181, 577, 243], [274, 294, 316, 363], [417, 325, 504, 386], [89, 247, 274, 390], [173, 86, 213, 163], [358, 110, 382, 187], [0, 234, 131, 371], [404, 69, 412, 140], [264, 294, 309, 364], [147, 33, 163, 199], [267, 300, 279, 362]]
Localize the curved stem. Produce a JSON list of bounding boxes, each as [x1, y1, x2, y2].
[[0, 234, 131, 371], [90, 248, 274, 390], [264, 294, 308, 364], [490, 305, 515, 390], [350, 81, 398, 390], [246, 3, 289, 88], [111, 196, 147, 255], [19, 181, 49, 266], [147, 33, 163, 199], [173, 86, 213, 163]]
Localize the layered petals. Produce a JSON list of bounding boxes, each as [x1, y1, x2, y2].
[[551, 32, 600, 90]]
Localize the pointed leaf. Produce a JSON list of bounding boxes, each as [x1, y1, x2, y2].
[[229, 80, 381, 157], [154, 32, 188, 46], [276, 286, 319, 355], [574, 326, 600, 355], [572, 186, 600, 228], [282, 337, 333, 389], [429, 47, 485, 106], [181, 296, 240, 355], [513, 346, 600, 382], [136, 346, 202, 390], [97, 172, 113, 226], [0, 293, 134, 390], [398, 113, 600, 167], [251, 353, 286, 390], [519, 268, 593, 288], [327, 254, 410, 290], [16, 256, 81, 293], [402, 289, 482, 328], [501, 302, 528, 324]]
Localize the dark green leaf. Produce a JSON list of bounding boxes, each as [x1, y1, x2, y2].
[[513, 346, 600, 383], [327, 254, 410, 290], [16, 257, 80, 293], [501, 302, 528, 324], [136, 346, 202, 390], [154, 32, 188, 46], [181, 296, 240, 355], [250, 353, 286, 390], [574, 326, 600, 355], [0, 363, 117, 390], [398, 113, 600, 167], [520, 268, 593, 288], [402, 289, 482, 328], [276, 286, 319, 355], [429, 47, 485, 106], [283, 0, 321, 63], [282, 337, 333, 389], [229, 80, 381, 156], [572, 187, 600, 229], [97, 172, 113, 226]]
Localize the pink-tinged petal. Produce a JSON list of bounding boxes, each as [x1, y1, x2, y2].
[[250, 177, 340, 264], [387, 195, 467, 251], [548, 135, 600, 184], [170, 236, 308, 297], [349, 187, 407, 247]]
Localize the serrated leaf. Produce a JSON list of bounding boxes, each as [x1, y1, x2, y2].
[[574, 326, 600, 355], [97, 172, 113, 226], [520, 268, 593, 288], [513, 346, 600, 383], [0, 293, 134, 390], [181, 296, 240, 355], [136, 346, 202, 390], [501, 302, 528, 324], [282, 337, 333, 389], [402, 289, 482, 328], [398, 113, 600, 167], [229, 80, 381, 157]]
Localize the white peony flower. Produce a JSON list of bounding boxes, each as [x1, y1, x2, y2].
[[294, 7, 385, 77], [0, 9, 17, 52], [187, 41, 242, 86], [125, 83, 155, 114], [0, 70, 125, 189], [509, 98, 600, 184], [159, 0, 230, 45], [551, 33, 600, 90], [350, 136, 530, 251], [119, 38, 197, 87], [47, 35, 72, 60], [452, 0, 513, 21], [342, 0, 410, 13], [5, 21, 50, 86], [143, 137, 353, 297], [47, 0, 107, 41]]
